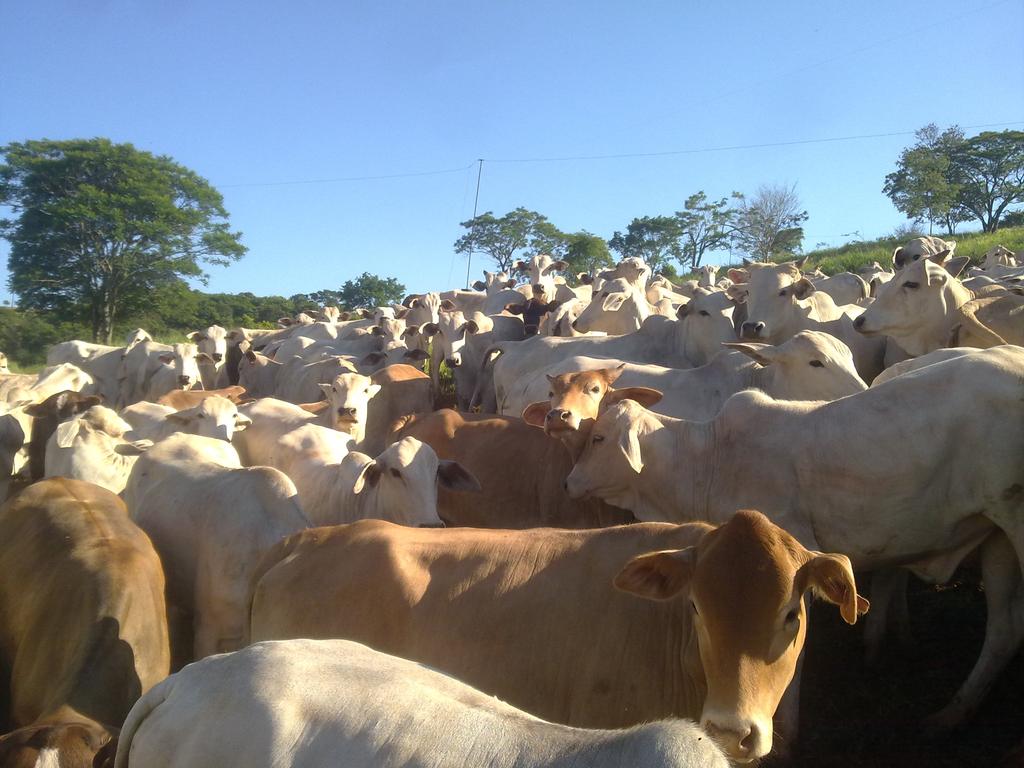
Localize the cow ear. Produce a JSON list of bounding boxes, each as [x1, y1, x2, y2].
[[603, 386, 662, 410], [196, 353, 214, 363], [158, 353, 175, 364], [676, 302, 691, 319], [944, 255, 970, 278], [504, 279, 517, 289], [614, 547, 696, 600], [551, 259, 568, 271], [318, 382, 333, 397], [727, 268, 749, 284], [578, 272, 594, 285], [891, 247, 904, 269], [24, 400, 52, 417], [366, 383, 383, 399], [233, 414, 252, 432], [462, 320, 480, 335], [513, 260, 527, 273], [798, 552, 869, 625], [361, 352, 386, 366], [437, 460, 481, 492], [869, 277, 881, 298], [722, 341, 775, 366], [401, 325, 420, 339], [165, 410, 195, 425], [471, 280, 487, 291], [440, 299, 457, 311], [725, 283, 748, 303], [394, 308, 409, 319], [601, 292, 627, 312], [599, 363, 627, 385], [370, 326, 385, 336], [521, 401, 549, 427], [794, 256, 808, 269], [353, 461, 382, 493], [115, 439, 153, 456], [618, 422, 644, 473], [56, 419, 83, 448], [791, 278, 816, 300], [421, 323, 440, 337], [927, 248, 952, 265], [277, 317, 294, 327], [403, 349, 430, 362], [186, 331, 203, 341]]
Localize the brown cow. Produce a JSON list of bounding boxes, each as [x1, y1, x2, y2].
[[156, 385, 249, 410], [250, 511, 868, 763], [399, 408, 632, 528], [0, 479, 170, 767], [362, 364, 434, 456], [23, 391, 103, 481]]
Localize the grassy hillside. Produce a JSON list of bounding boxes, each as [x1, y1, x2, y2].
[[719, 226, 1024, 277]]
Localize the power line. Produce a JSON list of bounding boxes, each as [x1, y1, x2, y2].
[[486, 121, 1024, 164]]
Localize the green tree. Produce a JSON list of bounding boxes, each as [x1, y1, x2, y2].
[[454, 207, 563, 274], [675, 192, 735, 270], [883, 124, 969, 235], [336, 272, 405, 310], [562, 231, 614, 279], [730, 184, 808, 261], [948, 129, 1024, 232], [0, 138, 246, 343], [609, 216, 684, 273]]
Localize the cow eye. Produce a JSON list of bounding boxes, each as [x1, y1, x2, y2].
[[547, 391, 553, 398], [785, 608, 799, 625], [809, 360, 824, 368], [698, 310, 709, 317], [331, 387, 337, 392], [197, 413, 206, 418], [390, 468, 401, 479], [903, 281, 919, 290], [778, 289, 787, 296], [590, 386, 600, 394], [592, 434, 605, 444]]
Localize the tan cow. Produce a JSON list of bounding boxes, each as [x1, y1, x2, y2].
[[250, 512, 867, 763], [362, 364, 435, 456], [399, 408, 633, 528], [156, 385, 249, 410], [0, 479, 169, 767], [854, 252, 1024, 355]]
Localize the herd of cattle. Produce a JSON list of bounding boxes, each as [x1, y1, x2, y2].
[[0, 235, 1022, 767]]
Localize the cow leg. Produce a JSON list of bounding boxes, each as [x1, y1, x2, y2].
[[927, 531, 1024, 729], [863, 569, 914, 665]]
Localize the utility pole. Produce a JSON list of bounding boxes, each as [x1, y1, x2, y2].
[[464, 159, 484, 290]]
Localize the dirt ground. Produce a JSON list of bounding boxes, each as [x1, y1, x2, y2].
[[777, 572, 1024, 768]]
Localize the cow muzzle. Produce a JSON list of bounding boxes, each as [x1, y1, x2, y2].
[[212, 353, 224, 363], [445, 357, 461, 368], [544, 409, 576, 434], [177, 375, 192, 386], [739, 321, 766, 340], [702, 717, 769, 763]]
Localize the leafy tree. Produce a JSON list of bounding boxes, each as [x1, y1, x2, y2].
[[336, 272, 405, 310], [883, 124, 970, 235], [675, 192, 735, 270], [562, 231, 614, 280], [609, 216, 684, 273], [947, 130, 1024, 232], [454, 207, 564, 274], [0, 138, 246, 343], [730, 184, 808, 261]]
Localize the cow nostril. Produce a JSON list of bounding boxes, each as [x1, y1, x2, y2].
[[754, 322, 765, 332], [559, 411, 570, 421], [212, 353, 223, 362], [739, 726, 757, 754]]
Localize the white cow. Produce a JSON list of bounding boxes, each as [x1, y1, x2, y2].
[[892, 235, 956, 271], [572, 277, 652, 335], [121, 397, 252, 444], [120, 342, 209, 405], [268, 429, 476, 527], [809, 272, 869, 306], [512, 331, 866, 421], [111, 639, 728, 768], [854, 252, 1024, 355], [489, 291, 738, 414], [565, 346, 1024, 727], [0, 352, 8, 374], [316, 372, 380, 445], [44, 406, 151, 494], [46, 328, 150, 403], [233, 398, 323, 466], [187, 325, 229, 389], [123, 434, 307, 660]]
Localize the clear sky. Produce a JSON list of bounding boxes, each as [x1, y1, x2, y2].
[[2, 0, 1022, 298]]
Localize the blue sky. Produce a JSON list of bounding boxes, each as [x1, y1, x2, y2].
[[2, 0, 1022, 298]]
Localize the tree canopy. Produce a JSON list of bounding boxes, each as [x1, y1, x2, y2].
[[0, 138, 246, 342], [730, 184, 808, 261], [884, 126, 1024, 233], [454, 207, 566, 275], [608, 216, 684, 274], [335, 272, 406, 310]]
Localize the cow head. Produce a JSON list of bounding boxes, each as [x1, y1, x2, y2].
[[727, 260, 814, 344], [513, 254, 568, 301], [722, 330, 866, 401], [615, 509, 867, 762], [166, 396, 251, 442], [187, 325, 229, 365], [676, 288, 740, 366], [157, 343, 209, 390], [571, 278, 645, 335], [421, 311, 490, 368], [522, 365, 662, 444], [350, 436, 480, 527], [892, 235, 956, 271], [0, 719, 114, 768], [853, 251, 971, 356], [318, 372, 381, 435]]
